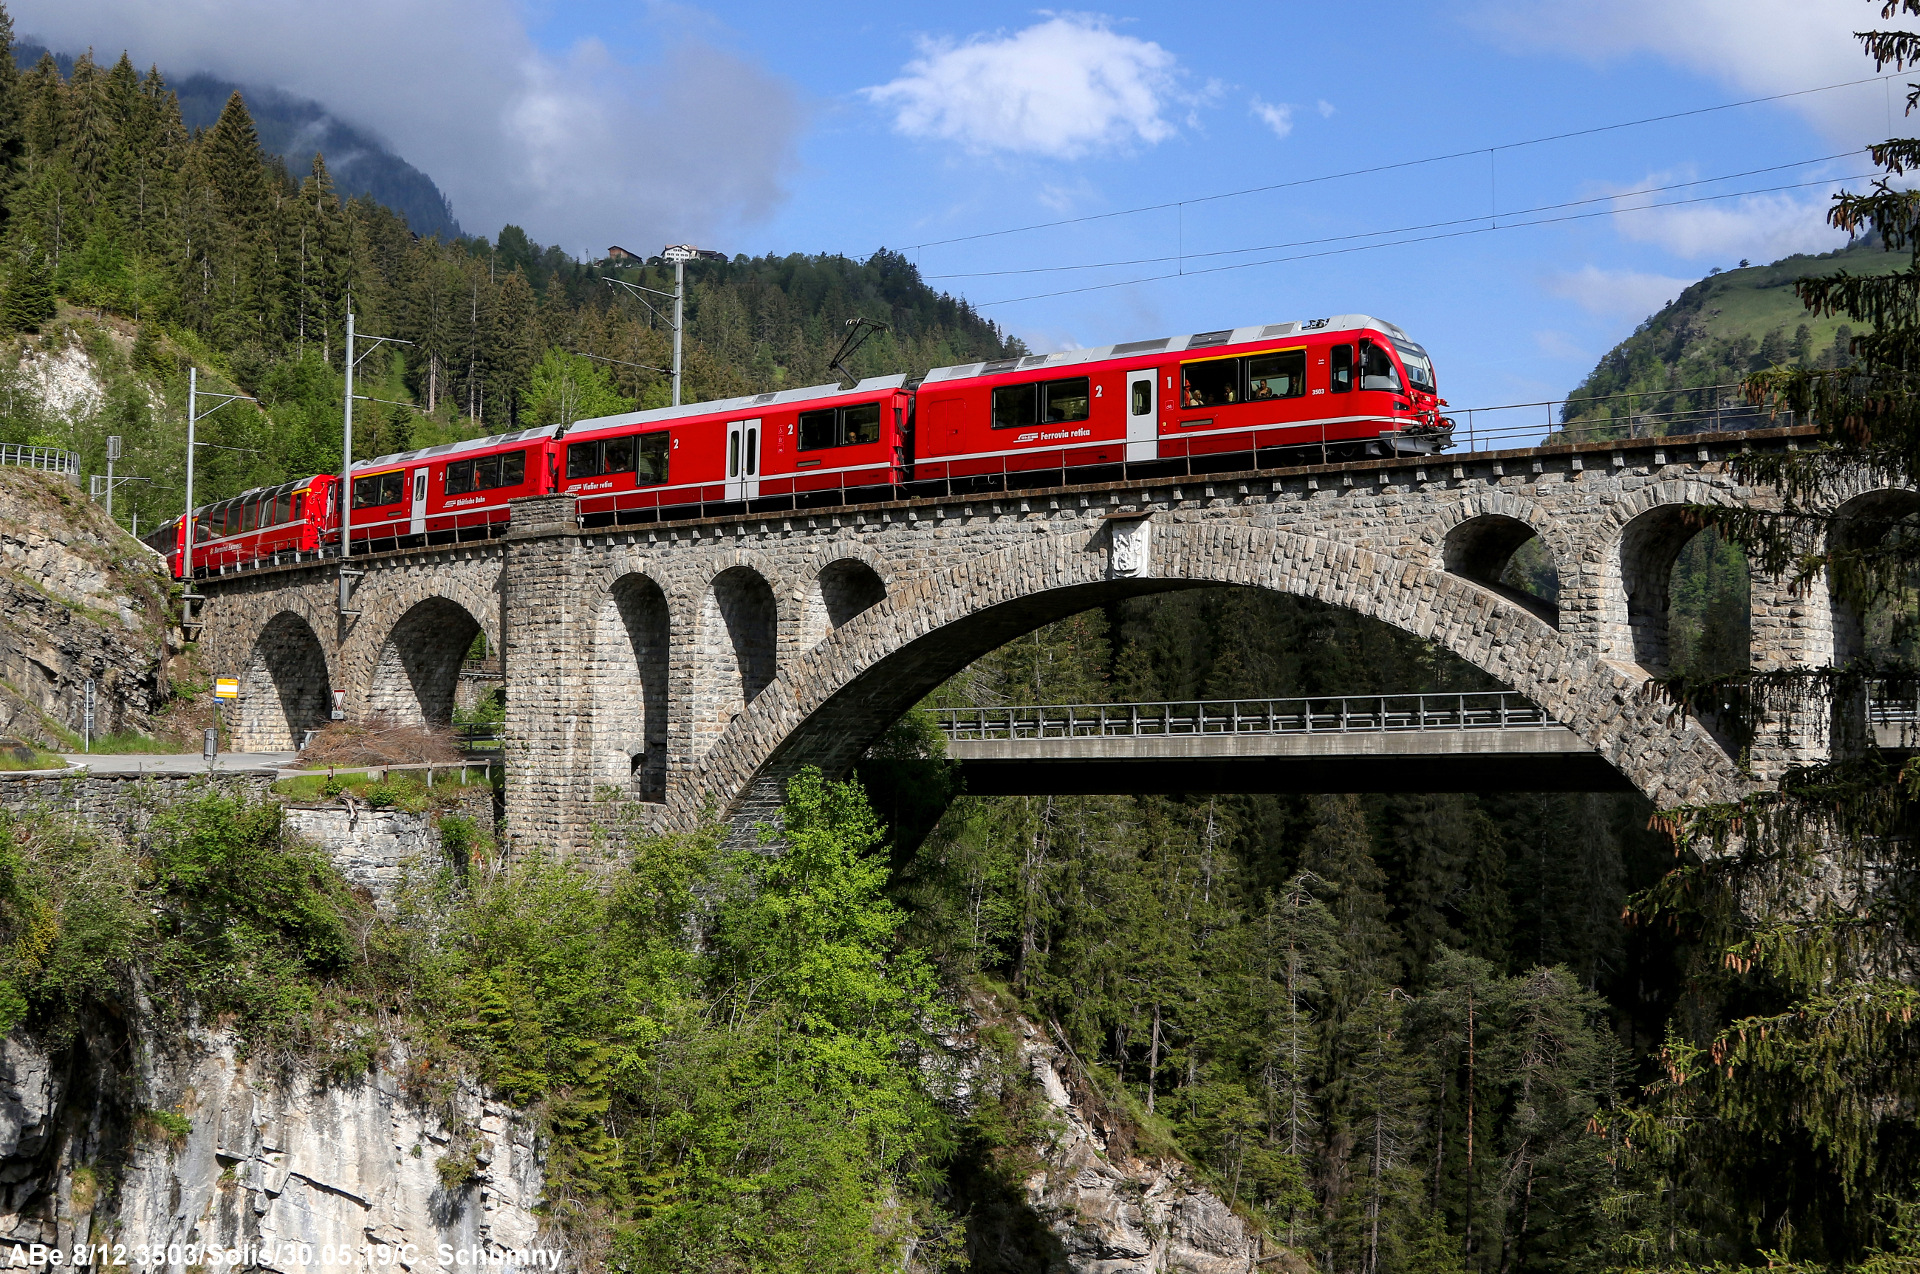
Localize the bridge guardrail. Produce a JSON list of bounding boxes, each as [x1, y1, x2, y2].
[[930, 692, 1552, 741], [0, 444, 80, 483]]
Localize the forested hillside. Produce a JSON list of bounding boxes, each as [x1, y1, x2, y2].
[[0, 22, 1018, 538], [1561, 237, 1896, 432]]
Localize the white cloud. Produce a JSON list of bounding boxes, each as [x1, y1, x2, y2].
[[1546, 266, 1693, 319], [1251, 97, 1293, 139], [1472, 0, 1884, 144], [1606, 171, 1847, 261], [864, 15, 1184, 158], [1316, 99, 1336, 119], [13, 0, 805, 252]]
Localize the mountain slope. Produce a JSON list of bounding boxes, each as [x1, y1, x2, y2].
[[13, 43, 460, 239], [1562, 237, 1900, 429]]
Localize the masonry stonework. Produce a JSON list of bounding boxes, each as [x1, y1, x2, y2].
[[195, 428, 1877, 853]]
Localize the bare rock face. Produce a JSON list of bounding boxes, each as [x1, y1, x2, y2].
[[997, 1013, 1295, 1274], [0, 469, 176, 746], [0, 1027, 559, 1270]]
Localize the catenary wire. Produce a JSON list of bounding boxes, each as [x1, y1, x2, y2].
[[972, 172, 1878, 307], [904, 70, 1905, 253], [925, 151, 1865, 280]]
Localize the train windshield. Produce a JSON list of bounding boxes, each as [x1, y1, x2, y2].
[[1391, 339, 1435, 392]]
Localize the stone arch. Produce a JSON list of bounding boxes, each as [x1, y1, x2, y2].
[[691, 519, 1747, 831], [235, 610, 333, 751], [1441, 513, 1561, 626], [1588, 484, 1744, 674], [365, 597, 484, 727], [592, 573, 670, 801], [693, 566, 779, 755], [812, 558, 887, 638], [1826, 486, 1920, 664]]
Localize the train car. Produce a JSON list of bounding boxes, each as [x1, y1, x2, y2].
[[345, 425, 560, 550], [565, 377, 911, 524], [143, 475, 339, 578], [911, 314, 1448, 488]]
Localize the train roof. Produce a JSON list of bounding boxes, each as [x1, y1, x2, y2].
[[354, 375, 910, 471], [558, 375, 909, 441], [921, 315, 1414, 385]]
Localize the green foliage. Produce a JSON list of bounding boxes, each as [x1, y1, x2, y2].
[[900, 593, 1665, 1268], [522, 348, 633, 426]]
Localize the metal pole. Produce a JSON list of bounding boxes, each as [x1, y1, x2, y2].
[[183, 368, 197, 582], [341, 311, 355, 609], [672, 259, 684, 407], [105, 436, 119, 519]]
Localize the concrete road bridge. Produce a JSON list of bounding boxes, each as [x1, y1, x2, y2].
[[191, 424, 1896, 852]]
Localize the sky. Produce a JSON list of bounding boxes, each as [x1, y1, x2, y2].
[[10, 0, 1895, 429]]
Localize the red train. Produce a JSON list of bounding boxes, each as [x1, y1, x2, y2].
[[145, 315, 1448, 577]]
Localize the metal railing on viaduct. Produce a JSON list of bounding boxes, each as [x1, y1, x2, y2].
[[927, 691, 1633, 795]]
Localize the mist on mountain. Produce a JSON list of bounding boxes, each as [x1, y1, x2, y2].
[[14, 42, 460, 239]]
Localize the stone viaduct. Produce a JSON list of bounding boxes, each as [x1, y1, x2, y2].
[[194, 425, 1896, 853]]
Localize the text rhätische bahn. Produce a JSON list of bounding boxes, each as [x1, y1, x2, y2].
[[145, 315, 1450, 578]]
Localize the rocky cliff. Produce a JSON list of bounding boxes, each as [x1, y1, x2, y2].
[[970, 994, 1296, 1274], [0, 468, 178, 747], [0, 1025, 553, 1270]]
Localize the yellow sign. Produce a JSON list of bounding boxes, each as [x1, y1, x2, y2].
[[213, 677, 239, 700]]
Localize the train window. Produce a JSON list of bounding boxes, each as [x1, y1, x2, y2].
[[993, 377, 1089, 428], [1360, 340, 1402, 393], [1330, 344, 1354, 393], [1182, 359, 1240, 409], [603, 435, 637, 475], [447, 461, 472, 494], [991, 383, 1037, 429], [1131, 380, 1152, 415], [275, 489, 293, 525], [798, 409, 838, 450], [843, 403, 881, 445], [1392, 339, 1436, 392], [799, 405, 883, 449], [1248, 351, 1306, 400], [474, 453, 502, 489], [636, 433, 670, 485], [352, 471, 404, 509], [293, 493, 306, 522], [455, 449, 530, 490], [500, 450, 526, 486], [1042, 378, 1090, 423]]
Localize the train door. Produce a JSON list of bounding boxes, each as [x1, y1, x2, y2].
[[726, 419, 761, 501], [1126, 369, 1157, 462], [409, 468, 428, 536]]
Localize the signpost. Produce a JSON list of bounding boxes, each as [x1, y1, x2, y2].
[[212, 676, 238, 761]]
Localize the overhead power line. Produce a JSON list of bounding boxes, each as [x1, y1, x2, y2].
[[905, 70, 1907, 254], [972, 172, 1878, 308], [928, 151, 1865, 281]]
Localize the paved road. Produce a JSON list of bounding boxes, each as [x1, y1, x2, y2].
[[59, 752, 300, 774]]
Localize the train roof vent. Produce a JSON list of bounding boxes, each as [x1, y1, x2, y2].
[[1185, 329, 1235, 349], [1261, 323, 1298, 338], [1112, 338, 1169, 355], [752, 392, 777, 404], [980, 358, 1021, 375], [1020, 354, 1051, 368]]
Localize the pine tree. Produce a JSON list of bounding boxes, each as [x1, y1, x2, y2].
[[0, 4, 27, 233]]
